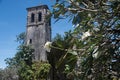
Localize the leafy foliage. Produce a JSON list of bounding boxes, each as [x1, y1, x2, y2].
[[31, 61, 51, 80], [0, 68, 18, 80], [51, 0, 120, 80], [47, 33, 78, 80], [18, 61, 51, 80], [5, 32, 51, 80]]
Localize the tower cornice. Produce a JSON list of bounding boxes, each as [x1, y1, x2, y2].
[[26, 5, 49, 11]]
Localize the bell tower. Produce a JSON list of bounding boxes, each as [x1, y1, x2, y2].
[[26, 5, 51, 61]]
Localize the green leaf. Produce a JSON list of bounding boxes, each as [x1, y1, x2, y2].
[[68, 50, 78, 56]]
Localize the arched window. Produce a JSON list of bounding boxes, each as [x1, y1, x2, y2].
[[49, 19, 51, 26], [29, 39, 32, 44], [38, 12, 42, 22], [31, 13, 35, 22]]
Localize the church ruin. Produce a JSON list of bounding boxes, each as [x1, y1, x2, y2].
[[26, 5, 51, 61]]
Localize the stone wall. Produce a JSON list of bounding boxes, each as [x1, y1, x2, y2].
[[26, 5, 51, 61]]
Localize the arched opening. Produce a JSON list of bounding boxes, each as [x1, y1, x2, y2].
[[31, 13, 35, 22], [29, 39, 32, 44], [49, 19, 51, 26], [38, 12, 42, 22]]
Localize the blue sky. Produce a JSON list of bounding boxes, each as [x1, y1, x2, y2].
[[0, 0, 72, 69]]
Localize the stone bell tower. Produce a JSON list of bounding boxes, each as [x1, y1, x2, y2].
[[26, 5, 51, 61]]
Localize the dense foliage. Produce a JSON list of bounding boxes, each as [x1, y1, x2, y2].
[[5, 33, 51, 80], [47, 33, 78, 80], [0, 68, 18, 80], [50, 0, 120, 80]]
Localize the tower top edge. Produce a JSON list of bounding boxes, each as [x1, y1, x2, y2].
[[26, 5, 49, 11]]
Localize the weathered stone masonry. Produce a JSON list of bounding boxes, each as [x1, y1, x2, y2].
[[26, 5, 51, 61]]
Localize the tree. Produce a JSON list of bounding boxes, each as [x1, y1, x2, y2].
[[5, 32, 51, 80], [47, 33, 78, 80], [0, 68, 18, 80], [5, 32, 34, 80], [50, 0, 120, 80], [0, 68, 3, 80]]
